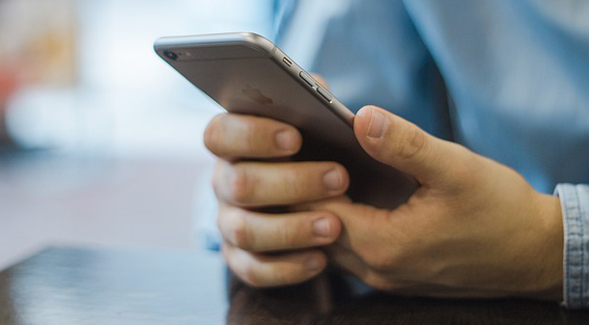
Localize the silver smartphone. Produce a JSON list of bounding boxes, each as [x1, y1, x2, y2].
[[154, 32, 417, 209]]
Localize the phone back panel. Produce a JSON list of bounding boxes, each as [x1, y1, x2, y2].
[[155, 33, 417, 208]]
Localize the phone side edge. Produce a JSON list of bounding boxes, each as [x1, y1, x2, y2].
[[268, 46, 355, 127], [154, 32, 276, 56]]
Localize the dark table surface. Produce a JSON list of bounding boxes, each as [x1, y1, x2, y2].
[[0, 246, 588, 325]]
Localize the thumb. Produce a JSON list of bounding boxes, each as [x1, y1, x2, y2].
[[354, 105, 456, 184]]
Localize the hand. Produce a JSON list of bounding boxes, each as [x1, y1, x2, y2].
[[205, 112, 348, 287], [301, 105, 564, 300]]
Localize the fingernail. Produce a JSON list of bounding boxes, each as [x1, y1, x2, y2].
[[323, 168, 343, 192], [305, 257, 322, 272], [367, 108, 387, 139], [313, 218, 331, 238], [275, 129, 297, 151]]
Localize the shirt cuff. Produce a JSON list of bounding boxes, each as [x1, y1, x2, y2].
[[555, 183, 589, 309]]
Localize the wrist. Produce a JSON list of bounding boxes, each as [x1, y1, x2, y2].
[[530, 193, 563, 300]]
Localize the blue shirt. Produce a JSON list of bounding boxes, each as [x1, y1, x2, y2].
[[273, 0, 589, 308]]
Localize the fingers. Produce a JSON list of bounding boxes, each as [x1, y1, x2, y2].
[[354, 105, 459, 184], [222, 241, 327, 287], [214, 160, 349, 207], [204, 113, 302, 160], [218, 203, 341, 252]]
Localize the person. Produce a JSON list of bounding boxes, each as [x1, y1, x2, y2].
[[202, 0, 589, 308]]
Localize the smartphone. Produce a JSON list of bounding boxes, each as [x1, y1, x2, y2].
[[154, 32, 417, 209]]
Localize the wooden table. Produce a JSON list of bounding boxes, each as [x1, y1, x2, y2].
[[0, 246, 588, 324]]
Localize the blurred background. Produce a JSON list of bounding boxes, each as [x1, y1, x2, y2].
[[0, 0, 278, 268]]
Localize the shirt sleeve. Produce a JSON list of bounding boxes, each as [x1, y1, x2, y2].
[[555, 183, 589, 309]]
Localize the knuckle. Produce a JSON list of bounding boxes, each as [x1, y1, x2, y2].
[[283, 169, 307, 198], [397, 126, 428, 161], [279, 222, 303, 247], [229, 211, 252, 250], [220, 243, 230, 262], [226, 165, 253, 205], [212, 162, 225, 198], [241, 121, 259, 151], [443, 144, 482, 189]]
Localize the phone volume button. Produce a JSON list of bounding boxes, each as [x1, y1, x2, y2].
[[317, 86, 333, 102], [299, 71, 315, 87]]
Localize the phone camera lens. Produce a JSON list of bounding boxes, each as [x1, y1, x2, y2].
[[164, 50, 178, 61]]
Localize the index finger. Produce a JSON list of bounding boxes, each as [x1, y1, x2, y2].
[[204, 113, 302, 160]]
